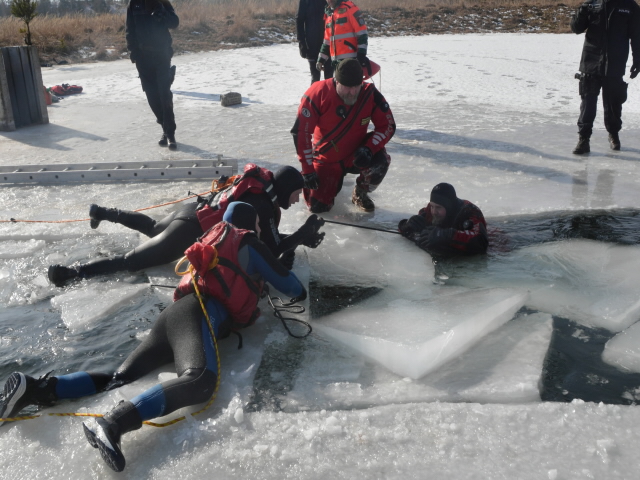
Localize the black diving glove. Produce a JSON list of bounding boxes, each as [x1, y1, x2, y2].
[[398, 215, 427, 237], [353, 146, 373, 168], [303, 172, 319, 190], [416, 227, 454, 252], [301, 231, 325, 248]]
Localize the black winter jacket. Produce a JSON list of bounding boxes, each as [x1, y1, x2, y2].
[[126, 0, 179, 57], [296, 0, 327, 58], [571, 0, 640, 77]]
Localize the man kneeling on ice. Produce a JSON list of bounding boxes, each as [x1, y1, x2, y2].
[[0, 202, 307, 473], [398, 182, 488, 255]]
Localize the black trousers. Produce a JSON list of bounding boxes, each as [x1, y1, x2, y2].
[[577, 75, 627, 138], [135, 50, 176, 136], [308, 59, 334, 83]]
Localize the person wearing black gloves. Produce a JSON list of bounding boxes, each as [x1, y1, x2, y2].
[[292, 59, 395, 213], [571, 0, 640, 154], [297, 0, 334, 83], [48, 165, 325, 286], [1, 202, 307, 473], [126, 0, 179, 149], [398, 183, 488, 256]]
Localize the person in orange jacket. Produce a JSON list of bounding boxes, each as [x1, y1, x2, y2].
[[316, 0, 368, 72], [291, 58, 395, 213]]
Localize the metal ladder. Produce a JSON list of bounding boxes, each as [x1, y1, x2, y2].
[[0, 157, 237, 185]]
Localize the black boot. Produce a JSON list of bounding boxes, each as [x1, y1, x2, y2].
[[167, 134, 177, 151], [0, 372, 57, 425], [608, 132, 621, 150], [89, 204, 120, 230], [83, 400, 142, 473], [158, 133, 168, 147], [48, 264, 80, 287], [352, 185, 375, 212], [573, 135, 590, 155], [89, 205, 156, 235]]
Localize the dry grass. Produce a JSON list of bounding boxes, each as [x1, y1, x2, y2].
[[0, 0, 578, 64]]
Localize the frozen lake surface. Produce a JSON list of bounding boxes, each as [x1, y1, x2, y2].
[[1, 33, 640, 479]]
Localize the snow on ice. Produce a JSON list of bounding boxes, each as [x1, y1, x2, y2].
[[1, 33, 640, 479]]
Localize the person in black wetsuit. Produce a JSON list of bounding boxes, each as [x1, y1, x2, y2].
[[0, 202, 307, 473], [48, 165, 325, 287]]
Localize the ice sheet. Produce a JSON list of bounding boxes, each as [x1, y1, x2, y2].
[[314, 288, 527, 379], [449, 239, 640, 332], [51, 282, 149, 332], [602, 321, 640, 373]]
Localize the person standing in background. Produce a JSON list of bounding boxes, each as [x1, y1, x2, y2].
[[126, 0, 179, 150], [316, 0, 368, 73], [570, 0, 640, 154], [297, 0, 335, 83]]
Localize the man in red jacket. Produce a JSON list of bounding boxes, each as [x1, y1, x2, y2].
[[291, 58, 395, 213], [398, 183, 489, 255]]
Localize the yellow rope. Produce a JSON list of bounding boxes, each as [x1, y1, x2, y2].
[[0, 263, 223, 427], [0, 190, 212, 224]]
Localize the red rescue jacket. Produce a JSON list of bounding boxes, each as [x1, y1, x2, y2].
[[197, 163, 280, 232], [291, 79, 395, 174], [174, 222, 264, 327]]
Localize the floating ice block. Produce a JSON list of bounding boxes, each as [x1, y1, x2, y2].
[[51, 283, 148, 332], [602, 321, 640, 373], [314, 288, 528, 379]]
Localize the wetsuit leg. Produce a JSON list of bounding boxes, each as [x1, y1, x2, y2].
[[77, 216, 203, 277], [118, 294, 223, 421], [54, 372, 113, 399]]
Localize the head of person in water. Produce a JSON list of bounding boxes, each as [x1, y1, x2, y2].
[[429, 183, 459, 226], [273, 166, 305, 210], [223, 201, 260, 235]]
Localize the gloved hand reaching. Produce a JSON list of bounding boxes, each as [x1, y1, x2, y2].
[[299, 42, 308, 59], [316, 61, 325, 72], [303, 172, 319, 190], [352, 146, 373, 168], [301, 231, 325, 248], [398, 215, 428, 237], [416, 227, 454, 252], [279, 249, 296, 270]]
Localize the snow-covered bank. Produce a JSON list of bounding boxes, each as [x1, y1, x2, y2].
[[1, 34, 640, 479]]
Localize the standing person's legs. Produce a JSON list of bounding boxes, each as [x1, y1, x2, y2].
[[323, 60, 334, 80], [135, 52, 176, 143], [602, 76, 626, 149], [308, 59, 321, 83], [574, 74, 602, 154]]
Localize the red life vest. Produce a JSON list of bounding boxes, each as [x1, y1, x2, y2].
[[196, 163, 281, 232], [174, 222, 264, 327]]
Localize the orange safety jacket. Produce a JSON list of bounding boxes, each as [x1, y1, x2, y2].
[[318, 0, 368, 64]]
